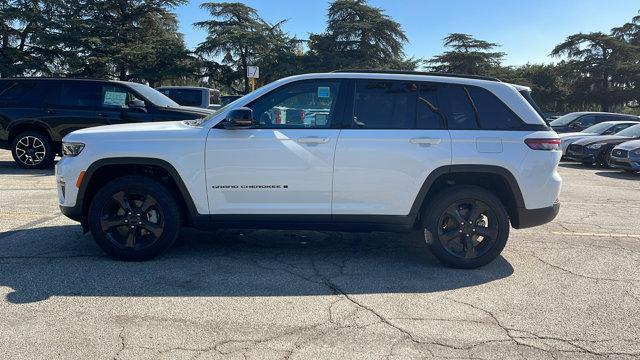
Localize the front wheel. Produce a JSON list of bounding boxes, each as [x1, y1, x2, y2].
[[88, 176, 181, 261], [421, 186, 510, 269]]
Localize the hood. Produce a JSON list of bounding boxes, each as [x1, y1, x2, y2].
[[63, 120, 200, 142], [164, 105, 215, 117], [573, 135, 630, 146], [614, 139, 640, 151]]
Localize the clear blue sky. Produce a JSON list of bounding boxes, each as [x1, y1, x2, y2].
[[174, 0, 640, 66]]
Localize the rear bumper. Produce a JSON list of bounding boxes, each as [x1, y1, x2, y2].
[[514, 201, 560, 229]]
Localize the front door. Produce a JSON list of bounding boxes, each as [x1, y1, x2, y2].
[[205, 79, 346, 215]]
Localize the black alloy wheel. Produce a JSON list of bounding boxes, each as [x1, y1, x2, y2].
[[88, 176, 181, 260]]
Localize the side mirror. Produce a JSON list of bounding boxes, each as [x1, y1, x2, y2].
[[223, 107, 253, 129], [127, 99, 147, 113]]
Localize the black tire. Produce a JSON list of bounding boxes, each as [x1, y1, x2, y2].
[[11, 131, 55, 169], [421, 185, 510, 269], [88, 175, 181, 261]]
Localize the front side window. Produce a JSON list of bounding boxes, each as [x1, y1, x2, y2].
[[248, 80, 341, 128], [100, 85, 141, 109], [353, 80, 416, 129]]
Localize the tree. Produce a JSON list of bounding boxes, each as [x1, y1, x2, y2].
[[308, 0, 416, 71], [55, 0, 188, 83], [0, 0, 59, 77], [551, 32, 637, 111], [195, 2, 294, 93], [427, 33, 505, 75]]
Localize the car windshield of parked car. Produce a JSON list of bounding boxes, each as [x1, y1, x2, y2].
[[128, 83, 179, 108], [615, 124, 640, 137], [580, 122, 611, 134], [550, 113, 582, 126]]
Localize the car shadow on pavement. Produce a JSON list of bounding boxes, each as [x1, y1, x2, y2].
[[0, 160, 55, 176], [595, 171, 639, 180], [0, 225, 514, 304]]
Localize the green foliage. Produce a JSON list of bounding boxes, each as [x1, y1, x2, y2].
[[307, 0, 417, 71], [426, 33, 505, 75]]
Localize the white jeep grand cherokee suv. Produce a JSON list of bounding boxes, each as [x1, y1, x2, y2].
[[56, 71, 561, 268]]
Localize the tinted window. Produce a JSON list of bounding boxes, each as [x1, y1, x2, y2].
[[159, 89, 202, 107], [417, 83, 444, 129], [248, 80, 341, 128], [467, 86, 521, 129], [576, 115, 596, 128], [100, 85, 141, 109], [55, 82, 101, 108], [613, 123, 635, 133], [354, 81, 416, 129], [438, 85, 477, 130], [0, 81, 44, 106]]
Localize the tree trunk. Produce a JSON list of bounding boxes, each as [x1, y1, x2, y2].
[[118, 64, 127, 81]]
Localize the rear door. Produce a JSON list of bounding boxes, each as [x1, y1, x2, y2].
[[42, 80, 105, 139], [332, 80, 452, 217]]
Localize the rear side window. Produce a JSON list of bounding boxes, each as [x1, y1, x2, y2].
[[437, 85, 478, 130], [53, 82, 101, 108], [466, 86, 521, 130], [0, 81, 44, 107], [353, 81, 416, 129]]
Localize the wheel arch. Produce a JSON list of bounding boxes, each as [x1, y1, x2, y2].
[[8, 120, 56, 145], [77, 158, 201, 229], [411, 165, 526, 229]]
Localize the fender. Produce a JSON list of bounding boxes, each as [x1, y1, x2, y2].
[[7, 118, 56, 141], [72, 157, 203, 227]]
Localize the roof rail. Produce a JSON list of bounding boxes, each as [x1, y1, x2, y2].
[[331, 69, 502, 82]]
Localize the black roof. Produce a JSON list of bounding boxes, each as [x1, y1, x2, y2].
[[331, 69, 502, 82]]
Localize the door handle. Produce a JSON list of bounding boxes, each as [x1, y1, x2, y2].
[[97, 113, 108, 118], [410, 137, 442, 145], [45, 109, 58, 115], [296, 136, 330, 144]]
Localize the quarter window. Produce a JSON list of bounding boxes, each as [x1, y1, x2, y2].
[[248, 80, 341, 128], [353, 81, 416, 129], [0, 81, 44, 106], [57, 82, 101, 108], [466, 86, 521, 129]]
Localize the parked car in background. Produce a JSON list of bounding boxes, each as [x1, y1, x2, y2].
[[565, 123, 640, 167], [156, 86, 221, 110], [550, 112, 639, 133], [559, 121, 639, 156], [609, 140, 640, 173], [219, 95, 243, 106], [0, 78, 214, 168]]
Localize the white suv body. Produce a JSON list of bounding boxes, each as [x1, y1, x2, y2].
[[56, 71, 561, 268]]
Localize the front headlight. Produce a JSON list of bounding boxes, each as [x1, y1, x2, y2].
[[587, 143, 604, 150], [62, 142, 85, 157]]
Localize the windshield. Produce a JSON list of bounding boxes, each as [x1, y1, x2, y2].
[[581, 122, 611, 134], [550, 113, 583, 126], [129, 83, 179, 108], [616, 124, 640, 137]]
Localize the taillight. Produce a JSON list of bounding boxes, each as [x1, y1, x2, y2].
[[525, 138, 561, 151]]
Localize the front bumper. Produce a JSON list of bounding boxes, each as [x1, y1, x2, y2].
[[610, 155, 640, 171], [514, 201, 560, 229], [565, 145, 599, 163]]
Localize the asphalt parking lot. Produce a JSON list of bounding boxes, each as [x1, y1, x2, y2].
[[0, 150, 639, 360]]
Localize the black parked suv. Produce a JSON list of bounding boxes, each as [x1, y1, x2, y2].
[[0, 78, 214, 168], [550, 112, 640, 133]]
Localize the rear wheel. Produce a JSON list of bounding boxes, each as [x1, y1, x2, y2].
[[88, 176, 181, 261], [11, 131, 55, 169], [421, 186, 510, 269]]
